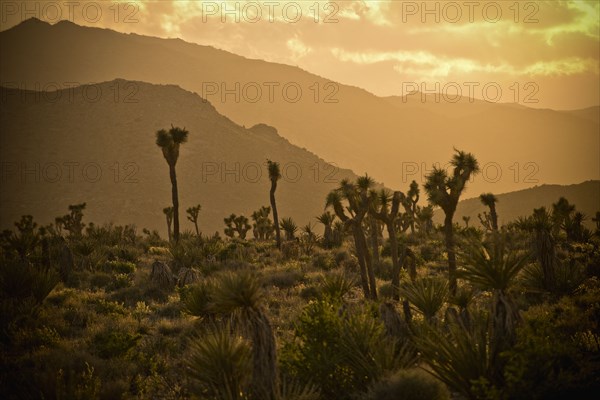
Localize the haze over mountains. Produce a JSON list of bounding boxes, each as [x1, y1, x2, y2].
[[433, 180, 600, 229], [1, 18, 598, 198], [0, 80, 357, 234]]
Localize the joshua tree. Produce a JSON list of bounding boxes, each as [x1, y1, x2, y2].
[[186, 204, 201, 237], [518, 207, 556, 291], [416, 205, 434, 235], [371, 189, 403, 300], [365, 214, 382, 265], [551, 197, 575, 235], [279, 217, 298, 241], [316, 211, 336, 248], [163, 207, 174, 242], [224, 214, 252, 239], [267, 160, 282, 249], [326, 176, 377, 299], [56, 203, 87, 239], [252, 206, 275, 240], [462, 216, 471, 228], [479, 193, 499, 231], [593, 211, 600, 234], [156, 125, 189, 243], [406, 180, 420, 233], [424, 149, 480, 294]]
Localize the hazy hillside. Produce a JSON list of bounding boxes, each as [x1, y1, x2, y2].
[[1, 19, 598, 197], [0, 80, 358, 234], [433, 180, 600, 228]]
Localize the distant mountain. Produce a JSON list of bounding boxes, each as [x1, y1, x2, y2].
[[1, 19, 598, 197], [433, 180, 600, 229], [0, 80, 358, 234]]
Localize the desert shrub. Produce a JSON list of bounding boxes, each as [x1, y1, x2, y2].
[[334, 249, 352, 266], [262, 268, 305, 290], [0, 260, 59, 334], [366, 369, 450, 400], [311, 251, 336, 271], [88, 298, 127, 316], [378, 283, 395, 299], [281, 241, 301, 260], [169, 241, 204, 272], [420, 243, 441, 262], [91, 328, 142, 359], [299, 285, 320, 301], [103, 260, 136, 274], [498, 282, 600, 399], [281, 300, 414, 400], [89, 272, 112, 289], [106, 245, 140, 263], [373, 259, 393, 280]]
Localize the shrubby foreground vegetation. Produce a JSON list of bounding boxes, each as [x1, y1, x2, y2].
[[1, 148, 600, 400]]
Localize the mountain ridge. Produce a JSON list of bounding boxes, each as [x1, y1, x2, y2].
[[2, 18, 597, 198]]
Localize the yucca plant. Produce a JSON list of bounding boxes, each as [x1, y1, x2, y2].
[[211, 272, 278, 400], [457, 235, 530, 380], [413, 318, 492, 399], [280, 217, 298, 241], [319, 271, 355, 301], [399, 277, 449, 321], [186, 327, 251, 400]]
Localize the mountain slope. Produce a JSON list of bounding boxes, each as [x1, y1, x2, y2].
[[0, 80, 358, 234], [1, 19, 597, 196], [433, 180, 600, 228]]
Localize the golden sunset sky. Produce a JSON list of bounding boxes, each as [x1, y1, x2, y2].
[[1, 0, 598, 109]]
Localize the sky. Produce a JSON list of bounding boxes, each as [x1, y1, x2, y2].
[[1, 0, 599, 109]]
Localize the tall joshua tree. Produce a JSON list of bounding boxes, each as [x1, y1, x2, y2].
[[479, 193, 499, 231], [163, 206, 173, 242], [371, 189, 403, 300], [326, 176, 377, 299], [186, 204, 201, 237], [424, 149, 479, 294], [156, 126, 189, 243], [267, 160, 282, 249]]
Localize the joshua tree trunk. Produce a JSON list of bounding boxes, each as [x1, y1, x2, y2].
[[444, 213, 457, 295], [352, 224, 371, 299], [387, 224, 401, 301], [357, 225, 377, 300], [490, 203, 499, 231], [369, 218, 380, 266], [166, 214, 172, 242], [247, 310, 278, 400], [193, 221, 200, 237], [323, 223, 332, 247], [169, 164, 180, 243], [270, 182, 281, 249]]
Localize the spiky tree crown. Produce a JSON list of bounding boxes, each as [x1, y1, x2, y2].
[[156, 126, 189, 166], [266, 160, 281, 182]]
